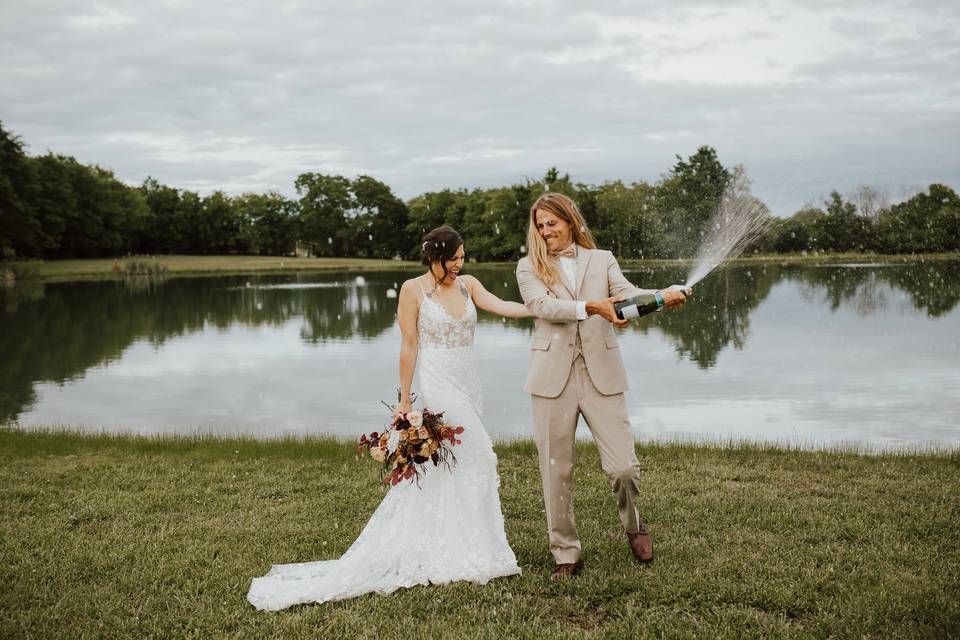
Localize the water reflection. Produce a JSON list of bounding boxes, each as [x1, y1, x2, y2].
[[1, 261, 958, 446], [634, 266, 778, 368], [783, 263, 953, 317]]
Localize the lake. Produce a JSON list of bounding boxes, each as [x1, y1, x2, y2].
[[2, 260, 958, 450]]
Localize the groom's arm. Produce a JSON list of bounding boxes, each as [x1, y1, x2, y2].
[[605, 251, 656, 298], [516, 259, 579, 323], [605, 251, 689, 309]]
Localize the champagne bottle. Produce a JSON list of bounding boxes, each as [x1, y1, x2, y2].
[[614, 293, 662, 320]]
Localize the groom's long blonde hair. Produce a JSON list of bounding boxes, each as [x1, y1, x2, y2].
[[526, 192, 597, 285]]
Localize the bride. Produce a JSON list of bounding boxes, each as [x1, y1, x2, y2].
[[248, 226, 532, 610]]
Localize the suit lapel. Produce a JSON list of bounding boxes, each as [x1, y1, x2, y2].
[[575, 246, 592, 297], [544, 254, 575, 299], [549, 273, 574, 299]]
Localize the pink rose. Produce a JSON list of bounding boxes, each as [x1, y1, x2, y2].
[[407, 411, 423, 428]]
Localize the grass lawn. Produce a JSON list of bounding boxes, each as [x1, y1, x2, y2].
[[1, 428, 957, 639], [5, 252, 959, 283], [7, 255, 421, 282]]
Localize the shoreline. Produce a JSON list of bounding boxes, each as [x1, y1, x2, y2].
[[4, 426, 956, 458], [3, 251, 958, 283]]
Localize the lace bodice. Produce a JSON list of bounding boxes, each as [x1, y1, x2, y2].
[[417, 281, 476, 349]]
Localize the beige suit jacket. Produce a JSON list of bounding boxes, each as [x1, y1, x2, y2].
[[516, 247, 655, 398]]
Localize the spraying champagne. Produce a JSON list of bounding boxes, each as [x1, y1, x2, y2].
[[605, 175, 769, 324], [685, 172, 775, 288]]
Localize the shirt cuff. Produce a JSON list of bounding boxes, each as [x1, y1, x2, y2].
[[576, 301, 588, 320]]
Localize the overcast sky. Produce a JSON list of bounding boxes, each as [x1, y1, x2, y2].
[[2, 0, 958, 215]]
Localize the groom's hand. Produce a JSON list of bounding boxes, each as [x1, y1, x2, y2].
[[661, 284, 692, 310], [586, 296, 629, 327]]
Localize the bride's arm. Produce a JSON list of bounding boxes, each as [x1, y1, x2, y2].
[[462, 275, 532, 319], [396, 279, 420, 414]]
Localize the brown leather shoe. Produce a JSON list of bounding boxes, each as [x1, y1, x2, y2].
[[549, 560, 584, 580], [628, 523, 654, 563]]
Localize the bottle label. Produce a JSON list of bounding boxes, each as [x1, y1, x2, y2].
[[620, 304, 640, 319]]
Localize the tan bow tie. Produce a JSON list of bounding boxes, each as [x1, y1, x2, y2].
[[550, 244, 578, 259]]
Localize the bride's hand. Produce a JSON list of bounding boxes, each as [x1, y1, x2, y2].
[[395, 398, 413, 418]]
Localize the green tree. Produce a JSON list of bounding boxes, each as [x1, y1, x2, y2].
[[449, 189, 488, 260], [404, 189, 470, 255], [295, 174, 352, 257], [234, 192, 298, 256], [63, 158, 107, 257], [772, 207, 827, 253], [878, 184, 960, 253], [17, 153, 148, 258], [174, 191, 205, 254], [350, 176, 410, 259], [592, 180, 661, 259], [28, 154, 74, 257], [138, 177, 183, 253], [654, 146, 731, 258], [0, 123, 40, 258], [475, 184, 531, 261], [819, 191, 876, 252], [199, 191, 244, 254], [93, 166, 150, 256], [37, 155, 114, 258]]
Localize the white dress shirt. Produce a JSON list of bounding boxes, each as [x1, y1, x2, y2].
[[558, 250, 588, 321]]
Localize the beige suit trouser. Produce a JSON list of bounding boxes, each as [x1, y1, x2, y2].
[[531, 354, 642, 565]]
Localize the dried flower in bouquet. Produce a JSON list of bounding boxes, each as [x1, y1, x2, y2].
[[357, 391, 465, 486]]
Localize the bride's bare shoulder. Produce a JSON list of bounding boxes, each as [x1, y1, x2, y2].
[[399, 276, 428, 299]]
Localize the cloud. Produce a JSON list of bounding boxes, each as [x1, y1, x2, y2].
[[1, 0, 957, 216], [66, 3, 136, 29]]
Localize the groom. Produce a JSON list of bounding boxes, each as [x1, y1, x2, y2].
[[516, 192, 689, 579]]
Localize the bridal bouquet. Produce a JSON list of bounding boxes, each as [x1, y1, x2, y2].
[[357, 400, 465, 486]]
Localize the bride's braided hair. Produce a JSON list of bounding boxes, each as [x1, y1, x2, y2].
[[421, 226, 463, 287]]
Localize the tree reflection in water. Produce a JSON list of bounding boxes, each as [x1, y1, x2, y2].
[[1, 262, 957, 423], [631, 265, 778, 369], [785, 261, 960, 318]]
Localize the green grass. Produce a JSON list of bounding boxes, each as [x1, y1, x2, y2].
[[8, 252, 959, 283], [2, 428, 958, 639], [9, 255, 421, 282]]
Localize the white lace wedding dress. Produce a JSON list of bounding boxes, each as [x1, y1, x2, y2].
[[247, 283, 520, 610]]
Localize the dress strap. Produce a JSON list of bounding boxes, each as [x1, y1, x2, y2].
[[414, 277, 427, 299]]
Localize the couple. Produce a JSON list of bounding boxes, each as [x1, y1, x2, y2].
[[248, 193, 690, 610]]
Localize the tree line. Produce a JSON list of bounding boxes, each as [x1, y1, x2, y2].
[[2, 121, 957, 262]]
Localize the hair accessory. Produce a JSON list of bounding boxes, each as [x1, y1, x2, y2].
[[422, 241, 430, 251]]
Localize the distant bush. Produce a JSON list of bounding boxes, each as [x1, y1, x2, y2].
[[1, 261, 40, 284], [120, 259, 168, 277]]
